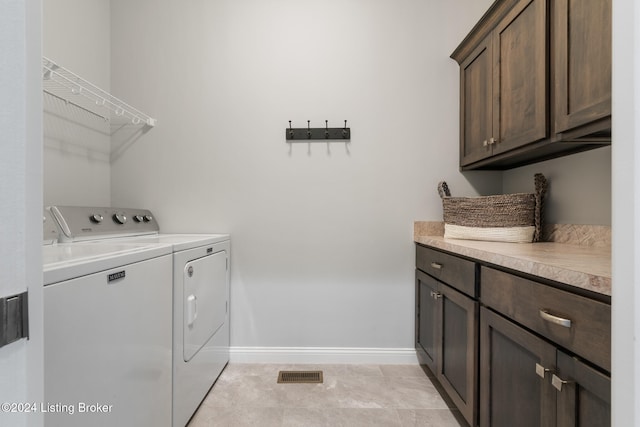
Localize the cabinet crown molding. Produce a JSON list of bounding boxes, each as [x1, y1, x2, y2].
[[450, 0, 520, 63]]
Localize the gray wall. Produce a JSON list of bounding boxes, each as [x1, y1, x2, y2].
[[108, 0, 497, 351], [43, 0, 111, 207], [42, 0, 610, 354], [503, 146, 611, 225]]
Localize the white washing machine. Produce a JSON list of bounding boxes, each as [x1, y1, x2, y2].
[[42, 211, 173, 427], [50, 206, 231, 427]]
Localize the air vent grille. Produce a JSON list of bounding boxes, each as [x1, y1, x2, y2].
[[277, 370, 323, 384]]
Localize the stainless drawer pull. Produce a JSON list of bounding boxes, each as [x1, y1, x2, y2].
[[539, 309, 572, 328], [535, 363, 551, 379], [551, 374, 572, 392], [430, 262, 443, 270]]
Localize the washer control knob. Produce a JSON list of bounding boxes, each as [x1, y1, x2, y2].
[[90, 214, 104, 223], [113, 212, 127, 225], [143, 215, 153, 223], [133, 215, 144, 223]]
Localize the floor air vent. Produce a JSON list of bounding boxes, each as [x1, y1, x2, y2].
[[277, 370, 323, 384]]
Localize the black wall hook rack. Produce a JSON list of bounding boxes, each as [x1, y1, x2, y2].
[[286, 120, 351, 141]]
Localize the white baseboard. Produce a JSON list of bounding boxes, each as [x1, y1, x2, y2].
[[229, 346, 419, 365]]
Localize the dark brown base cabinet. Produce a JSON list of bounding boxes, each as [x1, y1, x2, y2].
[[556, 351, 611, 427], [415, 244, 611, 427], [415, 246, 478, 426], [480, 307, 556, 427], [480, 307, 611, 427]]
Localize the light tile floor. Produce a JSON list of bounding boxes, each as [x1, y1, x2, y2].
[[187, 363, 465, 427]]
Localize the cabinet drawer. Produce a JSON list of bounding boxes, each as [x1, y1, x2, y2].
[[481, 266, 611, 372], [416, 245, 476, 297]]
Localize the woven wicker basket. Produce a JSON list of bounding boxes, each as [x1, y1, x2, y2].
[[438, 173, 547, 243]]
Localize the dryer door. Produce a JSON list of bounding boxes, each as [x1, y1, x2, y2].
[[183, 250, 227, 362]]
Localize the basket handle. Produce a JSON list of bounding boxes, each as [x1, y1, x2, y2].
[[438, 181, 451, 199], [533, 173, 547, 242]]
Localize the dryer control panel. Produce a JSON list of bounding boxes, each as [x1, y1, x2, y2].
[[50, 206, 160, 242]]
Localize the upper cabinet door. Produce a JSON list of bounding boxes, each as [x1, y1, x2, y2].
[[492, 0, 548, 155], [553, 0, 612, 134], [460, 36, 494, 167]]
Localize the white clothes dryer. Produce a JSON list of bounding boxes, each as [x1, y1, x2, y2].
[[134, 234, 230, 427]]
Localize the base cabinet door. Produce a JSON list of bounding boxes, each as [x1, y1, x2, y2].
[[438, 281, 478, 426], [416, 270, 440, 374], [480, 307, 556, 427], [416, 269, 477, 426], [555, 351, 611, 427]]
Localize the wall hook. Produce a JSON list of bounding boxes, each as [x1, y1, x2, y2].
[[285, 120, 351, 141]]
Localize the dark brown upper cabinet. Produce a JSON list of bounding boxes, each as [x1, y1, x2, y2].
[[553, 0, 612, 137], [457, 0, 547, 168], [459, 36, 494, 166], [451, 0, 611, 171]]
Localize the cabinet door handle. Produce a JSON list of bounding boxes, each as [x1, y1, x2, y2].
[[483, 140, 488, 147], [551, 374, 572, 392], [489, 137, 496, 145], [539, 309, 572, 328], [535, 363, 551, 379], [430, 262, 443, 270], [430, 291, 442, 300]]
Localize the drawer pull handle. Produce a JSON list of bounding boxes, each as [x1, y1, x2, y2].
[[551, 374, 572, 392], [535, 363, 551, 379], [539, 309, 572, 328], [430, 262, 443, 270]]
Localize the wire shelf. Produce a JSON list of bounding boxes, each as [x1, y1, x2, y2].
[[42, 56, 156, 128]]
